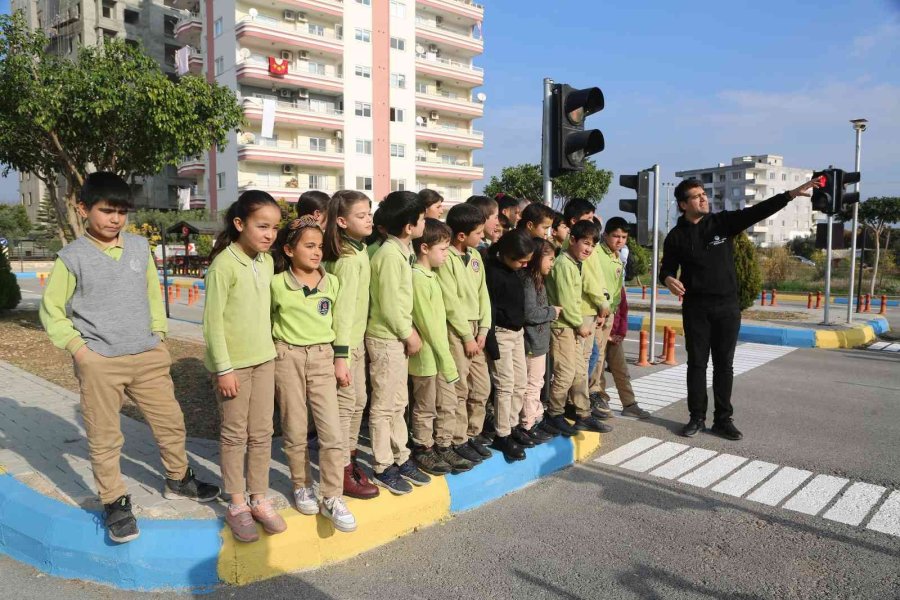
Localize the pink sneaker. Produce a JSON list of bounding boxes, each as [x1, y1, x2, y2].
[[250, 498, 287, 534], [226, 503, 259, 543]]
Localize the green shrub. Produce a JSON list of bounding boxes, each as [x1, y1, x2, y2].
[[0, 250, 21, 310], [734, 232, 761, 310]]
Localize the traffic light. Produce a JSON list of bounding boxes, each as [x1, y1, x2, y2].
[[810, 170, 836, 214], [549, 83, 604, 177], [619, 170, 651, 245], [837, 170, 861, 207]]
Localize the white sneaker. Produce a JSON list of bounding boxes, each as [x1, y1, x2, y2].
[[293, 486, 318, 515], [321, 496, 357, 533]]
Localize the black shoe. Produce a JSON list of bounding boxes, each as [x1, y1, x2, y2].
[[453, 441, 483, 464], [591, 407, 613, 420], [374, 465, 413, 495], [491, 435, 526, 462], [575, 415, 613, 433], [548, 415, 577, 437], [589, 392, 611, 413], [435, 445, 473, 473], [681, 418, 706, 438], [468, 438, 492, 458], [398, 459, 432, 485], [163, 467, 220, 502], [412, 446, 451, 476], [510, 427, 536, 448], [538, 418, 561, 436], [104, 495, 140, 544], [711, 421, 743, 441], [474, 431, 495, 445], [527, 424, 554, 444]]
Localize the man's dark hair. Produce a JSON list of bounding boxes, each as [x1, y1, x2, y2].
[[296, 190, 330, 217], [563, 198, 595, 225], [674, 179, 704, 212], [517, 202, 554, 229], [413, 218, 452, 256], [604, 216, 630, 235], [551, 211, 565, 230], [446, 203, 486, 236], [465, 195, 498, 221], [570, 219, 600, 243], [496, 194, 519, 212], [418, 188, 443, 208], [380, 191, 425, 237], [80, 172, 133, 209]]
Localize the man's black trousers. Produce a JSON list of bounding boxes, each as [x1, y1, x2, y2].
[[681, 297, 741, 423]]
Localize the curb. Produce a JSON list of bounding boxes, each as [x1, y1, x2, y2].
[[0, 432, 600, 591]]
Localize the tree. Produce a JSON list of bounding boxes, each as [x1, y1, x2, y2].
[[840, 197, 900, 295], [786, 233, 816, 259], [733, 232, 762, 310], [0, 12, 243, 242], [31, 194, 63, 253], [483, 160, 613, 210], [625, 237, 650, 283], [0, 243, 20, 310], [0, 204, 31, 240]]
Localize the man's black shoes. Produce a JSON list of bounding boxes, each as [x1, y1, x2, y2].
[[711, 421, 743, 441], [681, 418, 705, 438]]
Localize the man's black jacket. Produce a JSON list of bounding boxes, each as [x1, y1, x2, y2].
[[658, 192, 792, 300]]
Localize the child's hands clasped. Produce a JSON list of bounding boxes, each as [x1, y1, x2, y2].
[[217, 372, 240, 398]]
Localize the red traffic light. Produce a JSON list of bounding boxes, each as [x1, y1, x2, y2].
[[815, 175, 827, 187]]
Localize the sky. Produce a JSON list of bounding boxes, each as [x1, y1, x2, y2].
[[2, 0, 899, 222]]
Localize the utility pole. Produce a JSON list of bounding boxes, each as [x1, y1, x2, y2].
[[649, 165, 660, 360], [846, 118, 867, 323], [541, 78, 554, 206]]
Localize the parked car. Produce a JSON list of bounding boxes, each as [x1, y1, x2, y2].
[[790, 255, 816, 266]]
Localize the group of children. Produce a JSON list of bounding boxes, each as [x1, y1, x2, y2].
[[40, 171, 647, 546]]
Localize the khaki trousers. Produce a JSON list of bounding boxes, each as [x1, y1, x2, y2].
[[274, 342, 343, 498], [337, 342, 368, 464], [74, 343, 187, 505], [439, 322, 491, 444], [365, 337, 411, 474], [589, 317, 614, 393], [411, 374, 455, 448], [489, 327, 527, 437], [596, 340, 637, 407], [217, 360, 275, 497], [548, 327, 590, 419], [521, 354, 547, 429]]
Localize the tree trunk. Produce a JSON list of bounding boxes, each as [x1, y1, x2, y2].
[[868, 226, 881, 297], [45, 179, 76, 244]]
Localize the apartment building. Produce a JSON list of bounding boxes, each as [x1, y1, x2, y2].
[[675, 154, 817, 247], [169, 0, 485, 213], [11, 0, 199, 220]]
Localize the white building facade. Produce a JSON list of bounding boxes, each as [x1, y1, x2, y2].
[[676, 154, 817, 247]]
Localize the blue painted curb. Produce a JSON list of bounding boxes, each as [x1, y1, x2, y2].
[[835, 297, 898, 307], [867, 317, 889, 335], [737, 324, 816, 347], [156, 276, 206, 290], [13, 272, 38, 279]]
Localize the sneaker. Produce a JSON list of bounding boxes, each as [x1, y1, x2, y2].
[[225, 503, 259, 543], [321, 496, 357, 533], [589, 392, 612, 414], [622, 404, 651, 419], [474, 432, 494, 446], [250, 497, 287, 534], [454, 441, 483, 464], [103, 495, 140, 544], [592, 406, 613, 420], [398, 459, 432, 486], [293, 486, 319, 515], [711, 420, 743, 441], [491, 435, 526, 462], [510, 426, 536, 448], [548, 414, 577, 437], [435, 445, 473, 473], [538, 418, 561, 437], [163, 467, 220, 502], [682, 418, 706, 438], [374, 465, 413, 495], [574, 415, 613, 433], [526, 424, 554, 444], [468, 437, 492, 458], [413, 446, 452, 476], [343, 463, 379, 500]]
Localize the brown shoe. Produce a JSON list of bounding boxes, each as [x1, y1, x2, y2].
[[225, 503, 259, 543], [249, 498, 287, 535], [344, 463, 379, 499]]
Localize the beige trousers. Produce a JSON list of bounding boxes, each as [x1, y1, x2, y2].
[[589, 316, 614, 393], [489, 327, 527, 437], [596, 339, 637, 407], [439, 322, 491, 444], [548, 327, 590, 419], [365, 336, 411, 474], [521, 354, 547, 429], [411, 374, 458, 448], [337, 342, 368, 464]]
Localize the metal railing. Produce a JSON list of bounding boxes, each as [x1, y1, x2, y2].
[[415, 16, 481, 41], [239, 14, 342, 40], [245, 94, 344, 116], [416, 124, 483, 138], [242, 53, 344, 79], [241, 141, 344, 154], [415, 155, 482, 168], [415, 53, 483, 73]]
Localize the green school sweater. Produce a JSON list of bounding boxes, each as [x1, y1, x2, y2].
[[271, 267, 339, 346], [547, 251, 584, 329], [409, 264, 460, 383], [324, 237, 370, 360], [366, 236, 414, 340], [435, 246, 491, 341], [597, 242, 625, 313], [581, 248, 611, 316], [366, 239, 383, 259], [202, 243, 277, 373]]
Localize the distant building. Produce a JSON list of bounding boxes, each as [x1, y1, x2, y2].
[[676, 154, 817, 247]]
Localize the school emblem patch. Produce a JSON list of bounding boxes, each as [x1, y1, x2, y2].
[[129, 258, 143, 273], [317, 298, 331, 316], [471, 259, 480, 273]]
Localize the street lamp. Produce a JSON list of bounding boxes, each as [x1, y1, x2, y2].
[[662, 182, 676, 233], [846, 118, 867, 324]]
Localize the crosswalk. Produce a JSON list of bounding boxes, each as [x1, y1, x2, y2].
[[595, 436, 900, 538], [867, 341, 900, 353]]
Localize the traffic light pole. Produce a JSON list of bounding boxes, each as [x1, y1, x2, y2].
[[846, 125, 864, 323], [823, 213, 834, 325], [649, 164, 660, 361], [541, 77, 553, 206]]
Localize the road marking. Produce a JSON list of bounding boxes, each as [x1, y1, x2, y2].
[[649, 447, 718, 480], [711, 460, 779, 497], [678, 454, 748, 488], [885, 343, 900, 352], [619, 442, 689, 473], [867, 342, 889, 350], [593, 436, 661, 466], [746, 467, 813, 506], [783, 475, 849, 516], [822, 482, 887, 526], [866, 491, 900, 536]]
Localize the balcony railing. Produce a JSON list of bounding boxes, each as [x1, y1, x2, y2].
[[415, 155, 482, 168], [242, 53, 343, 80], [415, 16, 481, 41], [416, 125, 483, 138], [416, 52, 483, 74], [244, 94, 343, 116], [239, 14, 342, 40], [241, 141, 344, 155]]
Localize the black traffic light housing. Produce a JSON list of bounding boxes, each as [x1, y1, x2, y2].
[[838, 170, 861, 207], [550, 83, 605, 177], [811, 168, 862, 215], [619, 170, 651, 245]]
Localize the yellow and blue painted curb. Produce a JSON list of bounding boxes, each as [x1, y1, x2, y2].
[[0, 431, 600, 591]]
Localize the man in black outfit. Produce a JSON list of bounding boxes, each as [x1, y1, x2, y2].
[[659, 178, 818, 440]]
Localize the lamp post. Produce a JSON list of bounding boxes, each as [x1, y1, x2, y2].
[[846, 118, 867, 323], [662, 182, 676, 233]]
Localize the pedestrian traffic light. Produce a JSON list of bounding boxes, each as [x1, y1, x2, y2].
[[549, 83, 604, 177], [810, 170, 836, 215], [838, 170, 861, 207], [619, 170, 651, 245]]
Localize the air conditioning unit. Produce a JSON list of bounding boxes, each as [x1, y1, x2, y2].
[[334, 130, 343, 140], [283, 10, 296, 22], [435, 16, 443, 25], [297, 12, 307, 23], [279, 88, 293, 98], [428, 143, 438, 152], [435, 80, 442, 89], [297, 88, 309, 98], [280, 50, 293, 61], [298, 50, 309, 60], [429, 110, 439, 120], [282, 164, 295, 174], [428, 44, 439, 53]]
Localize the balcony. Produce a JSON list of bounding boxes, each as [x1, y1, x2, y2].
[[274, 0, 344, 18], [415, 17, 483, 56], [416, 0, 483, 22], [174, 14, 201, 45], [415, 155, 483, 181], [415, 89, 484, 118], [177, 159, 205, 178], [238, 142, 344, 169], [242, 95, 343, 131], [238, 183, 337, 201], [236, 53, 343, 93], [415, 53, 483, 87], [236, 15, 342, 56], [167, 0, 200, 11], [416, 125, 483, 149]]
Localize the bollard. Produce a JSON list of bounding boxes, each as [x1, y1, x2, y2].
[[664, 328, 677, 365], [642, 285, 647, 300], [167, 286, 175, 303], [188, 287, 194, 306], [864, 294, 871, 313], [659, 326, 670, 360], [175, 286, 181, 300], [807, 292, 813, 309], [856, 294, 863, 314], [770, 289, 777, 306], [39, 273, 46, 287], [636, 330, 650, 367], [815, 291, 822, 309], [760, 290, 767, 306], [880, 295, 887, 315]]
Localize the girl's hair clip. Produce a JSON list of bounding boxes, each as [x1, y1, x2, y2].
[[288, 215, 321, 230]]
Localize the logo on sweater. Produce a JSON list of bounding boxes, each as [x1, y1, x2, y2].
[[709, 235, 728, 247], [471, 258, 480, 273], [129, 258, 143, 273], [317, 298, 331, 316]]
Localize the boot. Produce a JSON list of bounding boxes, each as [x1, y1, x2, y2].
[[344, 452, 379, 499]]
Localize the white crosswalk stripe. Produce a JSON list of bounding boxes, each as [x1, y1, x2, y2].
[[867, 341, 900, 353], [594, 437, 899, 539]]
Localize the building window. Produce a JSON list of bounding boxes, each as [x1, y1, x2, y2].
[[356, 139, 372, 154], [214, 18, 223, 37], [390, 143, 406, 158], [354, 28, 371, 42], [307, 23, 324, 37], [390, 37, 405, 51], [354, 102, 372, 117], [782, 173, 788, 181], [217, 172, 225, 189], [214, 56, 224, 75], [416, 82, 428, 93], [390, 179, 406, 191], [309, 174, 325, 189], [308, 62, 326, 75], [389, 1, 406, 18], [390, 107, 404, 122], [731, 171, 742, 180], [718, 174, 726, 182], [163, 15, 176, 37], [310, 137, 327, 152], [356, 176, 373, 191], [768, 172, 776, 180], [123, 9, 139, 24], [447, 186, 461, 201], [355, 0, 371, 4], [102, 0, 116, 19], [732, 188, 741, 199], [354, 65, 371, 78], [390, 73, 406, 89]]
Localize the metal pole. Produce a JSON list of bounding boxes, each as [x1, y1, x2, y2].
[[846, 126, 863, 323], [649, 165, 660, 360], [541, 77, 554, 206], [161, 225, 170, 319], [823, 214, 833, 324], [665, 183, 672, 233], [856, 228, 867, 310]]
